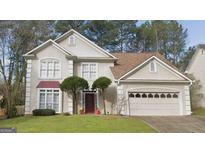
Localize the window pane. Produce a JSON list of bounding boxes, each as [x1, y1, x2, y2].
[[39, 93, 45, 109], [48, 62, 54, 69], [82, 64, 89, 71], [82, 72, 89, 79], [53, 93, 59, 112], [48, 70, 53, 77], [54, 70, 60, 78], [54, 61, 60, 70], [40, 70, 47, 78], [41, 62, 47, 70], [46, 93, 52, 109], [90, 64, 96, 71], [90, 72, 96, 80], [68, 36, 75, 45], [150, 61, 156, 72]]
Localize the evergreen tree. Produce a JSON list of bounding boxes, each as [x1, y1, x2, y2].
[[110, 20, 137, 51], [83, 20, 118, 50], [54, 20, 87, 34]]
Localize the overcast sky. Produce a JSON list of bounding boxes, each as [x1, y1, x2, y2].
[[138, 20, 205, 48]]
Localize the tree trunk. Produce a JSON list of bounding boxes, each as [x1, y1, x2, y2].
[[102, 90, 106, 115], [73, 93, 78, 114]]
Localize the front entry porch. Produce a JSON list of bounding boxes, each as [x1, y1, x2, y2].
[[82, 90, 99, 114]]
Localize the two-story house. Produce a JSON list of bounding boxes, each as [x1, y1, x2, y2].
[[23, 29, 192, 116]]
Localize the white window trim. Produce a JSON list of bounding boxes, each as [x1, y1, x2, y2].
[[149, 61, 157, 73], [68, 35, 76, 46], [37, 88, 62, 113], [81, 62, 98, 81], [39, 57, 62, 80]]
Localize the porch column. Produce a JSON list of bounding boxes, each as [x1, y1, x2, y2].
[[117, 84, 126, 115], [184, 85, 191, 115], [67, 60, 73, 114], [68, 60, 73, 76], [25, 59, 32, 114]]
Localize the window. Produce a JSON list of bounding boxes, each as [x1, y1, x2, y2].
[[68, 35, 76, 46], [39, 89, 60, 112], [173, 93, 178, 98], [160, 93, 166, 98], [135, 93, 141, 98], [142, 93, 147, 98], [129, 93, 134, 98], [154, 93, 159, 98], [40, 59, 60, 78], [148, 93, 153, 98], [82, 63, 97, 80], [167, 93, 172, 98], [149, 61, 157, 72]]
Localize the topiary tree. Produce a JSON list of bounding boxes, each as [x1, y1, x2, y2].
[[92, 77, 112, 115], [60, 76, 89, 114]]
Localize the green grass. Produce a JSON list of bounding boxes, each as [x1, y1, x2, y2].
[[0, 115, 155, 133], [192, 108, 205, 116]]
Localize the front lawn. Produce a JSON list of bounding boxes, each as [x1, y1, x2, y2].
[[0, 115, 155, 133], [192, 108, 205, 116]]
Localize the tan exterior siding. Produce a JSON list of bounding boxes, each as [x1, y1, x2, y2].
[[73, 61, 117, 114], [58, 34, 109, 58], [127, 59, 184, 80], [29, 45, 73, 113]]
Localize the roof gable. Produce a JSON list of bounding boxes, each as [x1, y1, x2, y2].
[[55, 29, 117, 59], [23, 39, 74, 57], [126, 59, 185, 80], [111, 52, 191, 82]]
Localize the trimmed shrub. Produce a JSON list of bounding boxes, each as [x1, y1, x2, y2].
[[63, 112, 71, 116], [32, 109, 55, 116]]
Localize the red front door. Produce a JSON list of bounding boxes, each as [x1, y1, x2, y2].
[[85, 93, 95, 113]]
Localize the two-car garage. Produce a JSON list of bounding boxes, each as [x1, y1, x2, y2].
[[128, 90, 181, 116]]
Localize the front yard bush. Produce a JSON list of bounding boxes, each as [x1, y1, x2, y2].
[[32, 109, 55, 116], [63, 112, 71, 116]]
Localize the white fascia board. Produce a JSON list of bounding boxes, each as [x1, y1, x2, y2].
[[54, 29, 118, 60], [118, 56, 192, 83], [23, 39, 75, 57], [23, 39, 52, 56], [119, 56, 154, 80], [51, 40, 74, 56]]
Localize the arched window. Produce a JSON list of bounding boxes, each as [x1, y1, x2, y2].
[[142, 93, 147, 98], [173, 93, 178, 98], [154, 93, 159, 98], [160, 93, 166, 98], [68, 35, 76, 46], [129, 93, 134, 98], [148, 93, 153, 98], [135, 93, 141, 98], [149, 61, 157, 72], [40, 58, 60, 78], [167, 93, 172, 98]]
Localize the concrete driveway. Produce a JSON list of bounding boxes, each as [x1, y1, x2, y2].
[[139, 116, 205, 133]]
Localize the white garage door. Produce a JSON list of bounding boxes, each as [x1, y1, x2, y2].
[[128, 92, 180, 115]]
